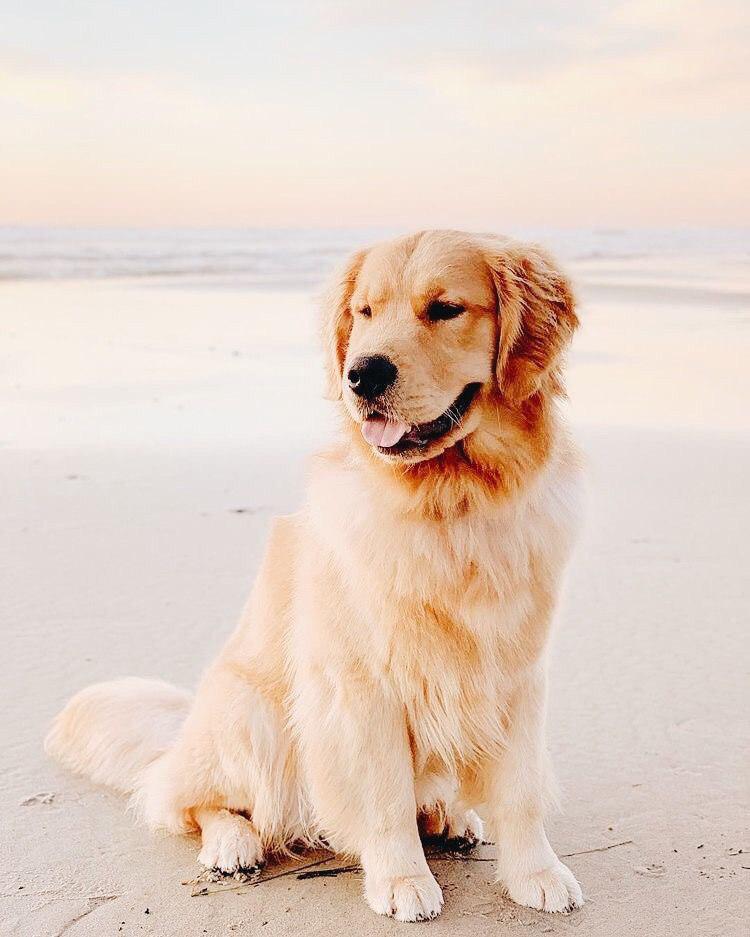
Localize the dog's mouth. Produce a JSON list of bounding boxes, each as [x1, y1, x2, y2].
[[360, 383, 481, 455]]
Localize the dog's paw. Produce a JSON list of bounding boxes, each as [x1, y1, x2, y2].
[[365, 871, 444, 922], [500, 860, 583, 913], [198, 811, 264, 874], [444, 808, 484, 853]]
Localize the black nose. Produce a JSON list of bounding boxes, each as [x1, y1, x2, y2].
[[347, 355, 398, 400]]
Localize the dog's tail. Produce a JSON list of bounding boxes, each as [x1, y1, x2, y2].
[[45, 677, 192, 795]]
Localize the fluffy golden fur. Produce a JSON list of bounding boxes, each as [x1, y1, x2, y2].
[[46, 230, 584, 922]]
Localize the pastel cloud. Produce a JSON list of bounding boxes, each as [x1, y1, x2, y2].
[[0, 0, 747, 225]]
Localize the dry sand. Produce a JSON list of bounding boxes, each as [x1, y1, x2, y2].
[[0, 279, 748, 936]]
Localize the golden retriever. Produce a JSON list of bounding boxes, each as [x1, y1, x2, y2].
[[46, 230, 583, 922]]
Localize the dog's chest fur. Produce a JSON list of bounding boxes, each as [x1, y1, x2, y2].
[[307, 451, 582, 771]]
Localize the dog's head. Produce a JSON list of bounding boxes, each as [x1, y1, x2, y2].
[[322, 230, 578, 465]]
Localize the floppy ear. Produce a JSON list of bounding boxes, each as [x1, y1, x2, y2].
[[320, 249, 367, 400], [484, 239, 579, 403]]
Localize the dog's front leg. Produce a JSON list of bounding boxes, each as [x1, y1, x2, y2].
[[489, 663, 583, 913], [296, 674, 443, 922]]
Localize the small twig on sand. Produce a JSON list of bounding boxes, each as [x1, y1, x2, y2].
[[297, 864, 361, 880], [429, 855, 495, 862], [295, 850, 501, 878], [561, 839, 633, 858], [188, 857, 333, 896]]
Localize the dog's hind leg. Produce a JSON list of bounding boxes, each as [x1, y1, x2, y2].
[[416, 773, 484, 852], [133, 659, 302, 871], [132, 517, 308, 868]]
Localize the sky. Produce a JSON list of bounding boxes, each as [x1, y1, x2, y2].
[[1, 0, 748, 227]]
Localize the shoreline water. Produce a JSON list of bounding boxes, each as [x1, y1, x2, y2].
[[1, 225, 748, 286]]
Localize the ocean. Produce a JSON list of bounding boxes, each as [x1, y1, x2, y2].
[[1, 226, 747, 294]]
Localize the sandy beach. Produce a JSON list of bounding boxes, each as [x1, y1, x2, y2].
[[1, 253, 748, 936]]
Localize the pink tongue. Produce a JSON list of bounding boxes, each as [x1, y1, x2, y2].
[[361, 416, 409, 448]]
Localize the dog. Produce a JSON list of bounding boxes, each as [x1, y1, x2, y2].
[[46, 230, 584, 922]]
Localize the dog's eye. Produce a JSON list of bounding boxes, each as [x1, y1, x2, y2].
[[357, 305, 372, 318], [427, 300, 465, 322]]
